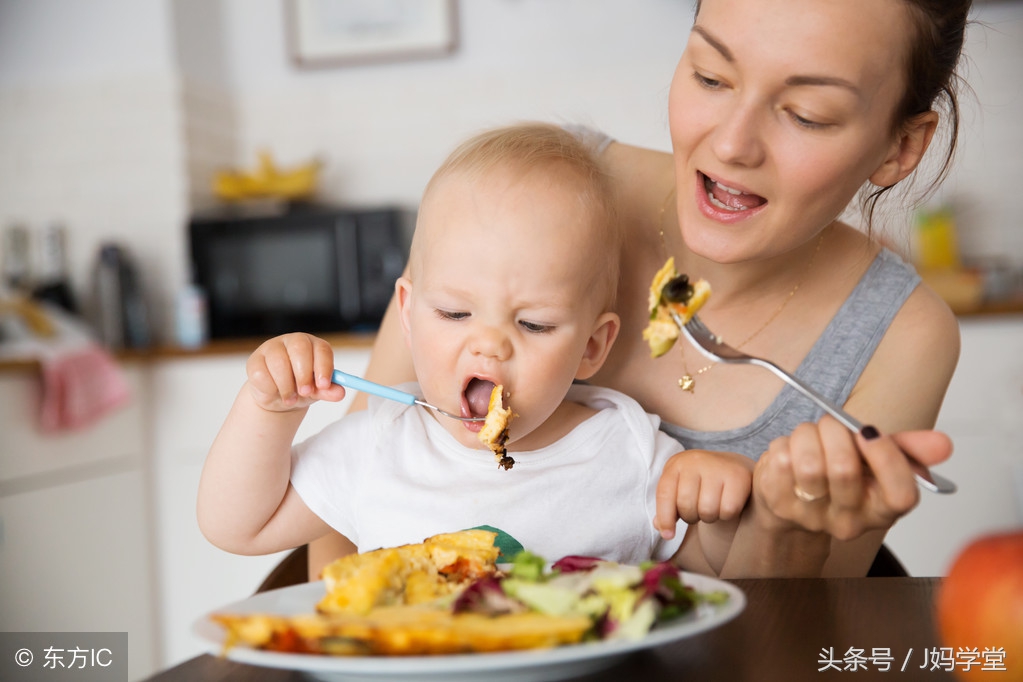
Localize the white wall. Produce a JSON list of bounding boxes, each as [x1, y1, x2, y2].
[[0, 0, 188, 341], [219, 0, 691, 207]]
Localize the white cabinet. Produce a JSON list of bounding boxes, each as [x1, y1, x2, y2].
[[148, 347, 370, 669], [886, 316, 1023, 576], [0, 365, 156, 682]]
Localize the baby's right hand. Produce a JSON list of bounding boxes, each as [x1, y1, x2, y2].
[[245, 333, 346, 412], [654, 450, 754, 540]]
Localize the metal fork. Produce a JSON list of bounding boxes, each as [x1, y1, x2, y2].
[[673, 313, 956, 494]]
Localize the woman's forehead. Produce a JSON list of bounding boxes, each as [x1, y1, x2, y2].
[[692, 0, 912, 87]]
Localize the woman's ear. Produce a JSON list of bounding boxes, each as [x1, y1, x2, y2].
[[870, 111, 939, 188], [395, 277, 414, 347], [575, 312, 621, 381]]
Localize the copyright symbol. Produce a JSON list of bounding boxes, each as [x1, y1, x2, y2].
[[14, 648, 33, 667]]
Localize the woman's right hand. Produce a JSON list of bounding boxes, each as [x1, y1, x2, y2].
[[752, 416, 953, 541], [245, 333, 346, 412]]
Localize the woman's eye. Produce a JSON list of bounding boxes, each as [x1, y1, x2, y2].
[[519, 320, 554, 334], [788, 110, 828, 130], [692, 71, 724, 90], [436, 309, 469, 321]]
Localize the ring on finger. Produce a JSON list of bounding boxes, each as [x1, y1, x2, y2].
[[793, 484, 828, 503]]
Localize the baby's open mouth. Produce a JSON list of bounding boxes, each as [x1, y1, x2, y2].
[[702, 173, 766, 212], [464, 378, 497, 419]]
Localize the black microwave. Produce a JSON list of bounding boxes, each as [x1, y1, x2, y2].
[[189, 205, 412, 339]]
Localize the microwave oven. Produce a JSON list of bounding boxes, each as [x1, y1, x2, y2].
[[188, 205, 412, 339]]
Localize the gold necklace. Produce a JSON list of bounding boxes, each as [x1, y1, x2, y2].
[[657, 188, 826, 392]]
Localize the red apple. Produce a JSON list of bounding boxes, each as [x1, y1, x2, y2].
[[936, 529, 1023, 681]]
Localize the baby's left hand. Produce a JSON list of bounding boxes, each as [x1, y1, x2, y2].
[[654, 450, 754, 540]]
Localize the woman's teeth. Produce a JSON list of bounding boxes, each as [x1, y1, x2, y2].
[[704, 176, 757, 212]]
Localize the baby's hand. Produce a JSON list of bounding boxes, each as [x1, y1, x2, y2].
[[245, 333, 346, 412], [654, 450, 754, 540]]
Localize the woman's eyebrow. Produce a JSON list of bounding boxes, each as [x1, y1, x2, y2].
[[691, 25, 733, 62], [692, 24, 860, 97], [785, 74, 860, 97]]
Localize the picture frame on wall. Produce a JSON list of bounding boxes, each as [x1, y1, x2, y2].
[[287, 0, 458, 67]]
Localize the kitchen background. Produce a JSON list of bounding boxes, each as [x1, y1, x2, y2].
[[0, 1, 1021, 680]]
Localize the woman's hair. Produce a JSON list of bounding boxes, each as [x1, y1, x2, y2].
[[860, 0, 973, 231], [419, 122, 621, 309], [694, 0, 973, 232]]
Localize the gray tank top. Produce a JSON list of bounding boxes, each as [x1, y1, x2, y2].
[[659, 248, 920, 459], [561, 124, 922, 459]]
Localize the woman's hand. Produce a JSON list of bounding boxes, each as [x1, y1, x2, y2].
[[753, 416, 953, 540], [246, 333, 346, 412]]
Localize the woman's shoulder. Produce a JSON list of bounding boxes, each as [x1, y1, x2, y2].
[[849, 250, 961, 430], [888, 271, 961, 363], [602, 140, 674, 196]]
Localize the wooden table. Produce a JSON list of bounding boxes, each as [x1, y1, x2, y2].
[[142, 577, 981, 682]]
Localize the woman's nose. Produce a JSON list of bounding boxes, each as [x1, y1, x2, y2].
[[712, 99, 766, 168], [469, 325, 512, 361]]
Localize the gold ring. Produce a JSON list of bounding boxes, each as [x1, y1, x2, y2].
[[794, 484, 827, 503]]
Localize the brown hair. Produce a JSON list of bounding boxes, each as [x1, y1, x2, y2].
[[418, 122, 621, 309], [861, 0, 972, 231]]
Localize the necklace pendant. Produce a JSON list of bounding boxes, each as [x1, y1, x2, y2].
[[678, 375, 696, 392]]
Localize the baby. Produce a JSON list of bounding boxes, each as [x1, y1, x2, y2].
[[197, 123, 751, 568]]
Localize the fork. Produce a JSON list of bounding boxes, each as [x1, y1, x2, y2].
[[331, 370, 485, 422], [673, 313, 957, 494]]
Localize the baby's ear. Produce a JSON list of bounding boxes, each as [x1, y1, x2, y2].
[[870, 111, 939, 188], [395, 277, 414, 346], [575, 312, 620, 381]]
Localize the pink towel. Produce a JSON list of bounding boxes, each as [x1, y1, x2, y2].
[[38, 344, 131, 432]]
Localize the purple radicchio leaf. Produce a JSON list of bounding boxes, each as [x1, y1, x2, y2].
[[451, 576, 527, 616], [551, 555, 602, 573], [642, 561, 681, 599], [642, 562, 697, 620]]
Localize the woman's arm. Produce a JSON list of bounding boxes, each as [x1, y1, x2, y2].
[[719, 283, 960, 577]]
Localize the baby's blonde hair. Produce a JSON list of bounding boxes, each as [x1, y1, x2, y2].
[[416, 122, 621, 310]]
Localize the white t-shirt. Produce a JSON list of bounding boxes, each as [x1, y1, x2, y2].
[[291, 383, 685, 564]]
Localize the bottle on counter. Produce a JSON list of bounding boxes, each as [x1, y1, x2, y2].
[[32, 222, 78, 313], [175, 279, 208, 349], [2, 222, 31, 293], [92, 243, 150, 350]]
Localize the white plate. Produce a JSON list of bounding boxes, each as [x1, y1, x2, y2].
[[194, 573, 745, 682]]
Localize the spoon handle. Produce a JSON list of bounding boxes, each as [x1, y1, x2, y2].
[[330, 370, 417, 406]]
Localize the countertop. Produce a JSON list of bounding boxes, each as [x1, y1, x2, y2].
[[2, 298, 1022, 374], [0, 332, 377, 372]]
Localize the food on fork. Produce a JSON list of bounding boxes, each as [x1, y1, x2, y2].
[[642, 257, 711, 358], [211, 530, 727, 657], [477, 384, 515, 470]]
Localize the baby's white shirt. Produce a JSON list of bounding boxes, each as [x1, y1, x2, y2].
[[290, 383, 685, 563]]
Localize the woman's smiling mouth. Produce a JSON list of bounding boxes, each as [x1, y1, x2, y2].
[[701, 172, 767, 212]]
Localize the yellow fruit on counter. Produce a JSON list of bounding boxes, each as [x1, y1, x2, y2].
[[213, 151, 321, 201]]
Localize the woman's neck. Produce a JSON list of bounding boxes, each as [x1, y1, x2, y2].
[[659, 216, 835, 313]]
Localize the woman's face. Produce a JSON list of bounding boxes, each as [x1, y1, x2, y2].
[[668, 0, 914, 263]]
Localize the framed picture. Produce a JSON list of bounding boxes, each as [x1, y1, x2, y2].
[[287, 0, 458, 67]]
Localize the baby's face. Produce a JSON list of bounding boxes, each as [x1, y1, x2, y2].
[[398, 167, 614, 451]]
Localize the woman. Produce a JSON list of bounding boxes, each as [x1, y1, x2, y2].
[[309, 0, 967, 578]]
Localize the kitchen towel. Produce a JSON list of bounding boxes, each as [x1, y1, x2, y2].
[[1, 298, 131, 432], [38, 343, 130, 432]]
